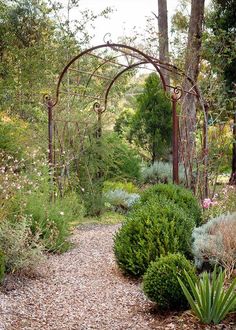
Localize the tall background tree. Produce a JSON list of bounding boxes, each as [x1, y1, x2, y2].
[[180, 0, 205, 184], [205, 0, 236, 184], [129, 73, 172, 163], [157, 0, 170, 88]]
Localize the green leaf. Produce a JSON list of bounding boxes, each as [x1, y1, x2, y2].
[[211, 269, 225, 322], [179, 268, 236, 325], [216, 277, 236, 323], [178, 277, 202, 320], [184, 270, 202, 309]]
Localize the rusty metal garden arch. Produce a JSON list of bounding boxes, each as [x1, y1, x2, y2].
[[45, 41, 208, 196]]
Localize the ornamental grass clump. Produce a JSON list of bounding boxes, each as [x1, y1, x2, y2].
[[113, 197, 195, 276], [140, 183, 202, 226], [192, 212, 236, 278], [178, 267, 236, 324], [143, 253, 197, 310]]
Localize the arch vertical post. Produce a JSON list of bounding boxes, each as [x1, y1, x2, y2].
[[93, 103, 104, 216], [48, 102, 53, 169], [96, 108, 103, 180], [171, 91, 179, 184], [46, 98, 54, 200], [203, 102, 209, 198]]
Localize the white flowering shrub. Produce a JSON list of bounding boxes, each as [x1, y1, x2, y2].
[[192, 212, 236, 277], [1, 148, 84, 254], [104, 189, 140, 213], [0, 149, 47, 213], [141, 161, 186, 184]]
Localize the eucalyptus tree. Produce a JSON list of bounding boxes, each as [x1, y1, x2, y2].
[[156, 0, 170, 87], [205, 0, 236, 184], [180, 0, 205, 180]]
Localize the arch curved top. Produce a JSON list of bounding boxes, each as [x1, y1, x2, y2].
[[50, 42, 201, 108]]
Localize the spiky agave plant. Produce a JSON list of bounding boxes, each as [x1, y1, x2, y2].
[[178, 268, 236, 324]]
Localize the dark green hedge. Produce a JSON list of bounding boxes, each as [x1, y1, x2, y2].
[[143, 253, 196, 310], [113, 197, 195, 276], [140, 183, 202, 226]]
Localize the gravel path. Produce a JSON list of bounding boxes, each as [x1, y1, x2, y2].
[[0, 224, 159, 330], [1, 224, 235, 330]]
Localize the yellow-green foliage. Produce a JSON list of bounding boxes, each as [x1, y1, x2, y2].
[[0, 114, 28, 157], [103, 181, 139, 194]]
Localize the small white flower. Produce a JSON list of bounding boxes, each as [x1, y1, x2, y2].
[[59, 211, 64, 216]]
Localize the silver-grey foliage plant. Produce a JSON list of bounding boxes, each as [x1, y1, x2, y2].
[[141, 161, 186, 184], [192, 212, 236, 277], [105, 189, 140, 212]]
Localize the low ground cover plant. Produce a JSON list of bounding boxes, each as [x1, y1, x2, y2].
[[114, 197, 195, 276], [178, 267, 236, 324], [140, 183, 202, 226], [143, 253, 197, 310]]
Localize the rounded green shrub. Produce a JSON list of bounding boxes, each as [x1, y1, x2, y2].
[[113, 197, 195, 276], [141, 183, 202, 226], [143, 253, 197, 310], [0, 250, 5, 283]]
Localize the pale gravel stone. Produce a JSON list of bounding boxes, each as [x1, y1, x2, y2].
[[0, 224, 157, 330]]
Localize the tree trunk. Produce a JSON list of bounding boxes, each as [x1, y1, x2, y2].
[[229, 109, 236, 184], [152, 139, 158, 164], [184, 0, 205, 84], [157, 0, 170, 88], [180, 0, 205, 186]]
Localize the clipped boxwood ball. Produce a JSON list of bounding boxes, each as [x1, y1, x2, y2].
[[143, 253, 197, 310], [113, 197, 195, 276], [140, 183, 202, 226]]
